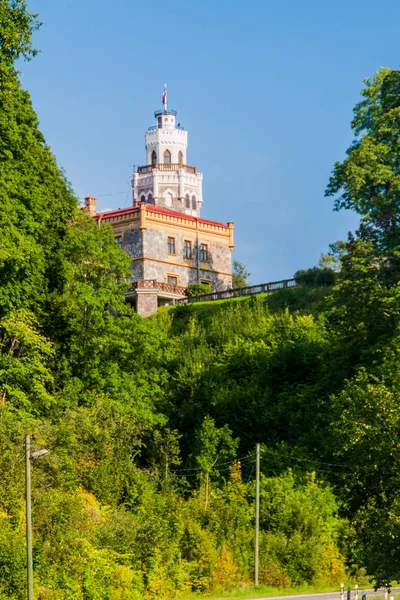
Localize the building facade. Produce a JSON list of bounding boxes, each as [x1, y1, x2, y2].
[[86, 105, 234, 317]]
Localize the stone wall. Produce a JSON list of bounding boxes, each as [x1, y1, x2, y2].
[[123, 228, 143, 281], [136, 290, 158, 317], [142, 227, 232, 290]]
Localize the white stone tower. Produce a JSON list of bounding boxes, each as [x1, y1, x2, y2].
[[132, 105, 203, 217]]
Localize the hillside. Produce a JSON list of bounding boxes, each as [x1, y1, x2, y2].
[[1, 4, 400, 598], [160, 283, 333, 327]]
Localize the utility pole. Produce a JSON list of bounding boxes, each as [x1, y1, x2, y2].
[[254, 443, 260, 588], [25, 435, 49, 600], [25, 434, 33, 600]]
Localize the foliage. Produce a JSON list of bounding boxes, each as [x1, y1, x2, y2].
[[232, 260, 250, 288], [326, 68, 400, 219], [0, 309, 54, 416], [0, 9, 399, 594], [187, 283, 211, 297], [0, 0, 41, 66], [294, 267, 336, 287]]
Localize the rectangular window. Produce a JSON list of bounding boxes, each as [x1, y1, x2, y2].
[[167, 236, 176, 254], [200, 243, 208, 262], [184, 240, 192, 258], [167, 275, 178, 285], [115, 235, 122, 248]]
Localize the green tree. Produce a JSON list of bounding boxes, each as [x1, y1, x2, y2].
[[325, 69, 400, 357], [328, 356, 400, 584], [0, 3, 77, 317], [0, 309, 54, 416], [326, 68, 400, 221], [232, 260, 250, 288], [0, 0, 40, 66], [323, 68, 400, 584], [193, 416, 239, 510]]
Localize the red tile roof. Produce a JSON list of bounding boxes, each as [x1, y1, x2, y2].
[[95, 206, 139, 219], [95, 204, 228, 228], [145, 204, 228, 228]]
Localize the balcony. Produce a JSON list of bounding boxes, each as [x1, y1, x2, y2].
[[148, 124, 184, 131], [154, 109, 177, 117], [137, 163, 197, 174], [131, 279, 187, 296]]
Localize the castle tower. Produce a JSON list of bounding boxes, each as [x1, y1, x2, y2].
[[132, 102, 203, 217], [90, 91, 234, 317]]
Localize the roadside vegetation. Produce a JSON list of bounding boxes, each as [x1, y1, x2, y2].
[[1, 2, 400, 598]]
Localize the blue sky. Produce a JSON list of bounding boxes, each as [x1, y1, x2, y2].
[[21, 0, 400, 283]]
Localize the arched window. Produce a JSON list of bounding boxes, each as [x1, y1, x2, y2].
[[148, 193, 154, 204], [178, 151, 183, 164], [192, 196, 196, 210], [151, 151, 157, 166], [164, 149, 171, 164], [141, 195, 146, 203], [185, 194, 190, 209]]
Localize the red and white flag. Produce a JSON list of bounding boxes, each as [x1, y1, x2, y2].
[[162, 84, 167, 106]]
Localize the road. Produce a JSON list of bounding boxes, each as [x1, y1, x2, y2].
[[244, 589, 399, 600]]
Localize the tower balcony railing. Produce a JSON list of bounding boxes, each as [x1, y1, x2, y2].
[[148, 124, 184, 131], [137, 163, 197, 174], [154, 109, 177, 117]]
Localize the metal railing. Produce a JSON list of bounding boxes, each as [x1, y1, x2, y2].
[[137, 163, 197, 174], [154, 109, 177, 117], [148, 124, 185, 131], [173, 278, 297, 305]]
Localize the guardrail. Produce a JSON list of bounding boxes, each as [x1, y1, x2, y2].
[[172, 278, 297, 305]]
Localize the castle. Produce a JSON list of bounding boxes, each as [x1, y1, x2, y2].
[[85, 96, 234, 317]]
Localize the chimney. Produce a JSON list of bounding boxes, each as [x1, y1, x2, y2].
[[84, 196, 97, 216]]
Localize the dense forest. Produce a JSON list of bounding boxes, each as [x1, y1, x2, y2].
[[1, 2, 400, 599]]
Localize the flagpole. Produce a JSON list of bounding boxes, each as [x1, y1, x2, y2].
[[164, 83, 167, 113]]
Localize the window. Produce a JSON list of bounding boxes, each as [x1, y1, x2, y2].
[[200, 243, 208, 262], [185, 194, 190, 209], [115, 235, 122, 248], [151, 150, 157, 165], [167, 236, 176, 254], [157, 116, 162, 129], [184, 240, 192, 258], [178, 151, 183, 164], [148, 193, 154, 204], [164, 149, 171, 164], [192, 196, 196, 210], [167, 275, 178, 285], [140, 195, 146, 203]]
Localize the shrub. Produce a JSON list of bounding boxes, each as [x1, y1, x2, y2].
[[294, 267, 336, 287], [187, 283, 211, 297]]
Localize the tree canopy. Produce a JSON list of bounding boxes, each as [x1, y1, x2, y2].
[[0, 4, 399, 594]]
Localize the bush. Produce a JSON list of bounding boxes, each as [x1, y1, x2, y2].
[[187, 283, 211, 297], [294, 267, 336, 287]]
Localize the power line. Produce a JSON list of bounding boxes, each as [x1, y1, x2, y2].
[[174, 452, 256, 474], [95, 190, 130, 198], [260, 447, 353, 471]]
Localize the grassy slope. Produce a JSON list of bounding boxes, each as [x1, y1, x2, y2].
[[157, 285, 333, 330]]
